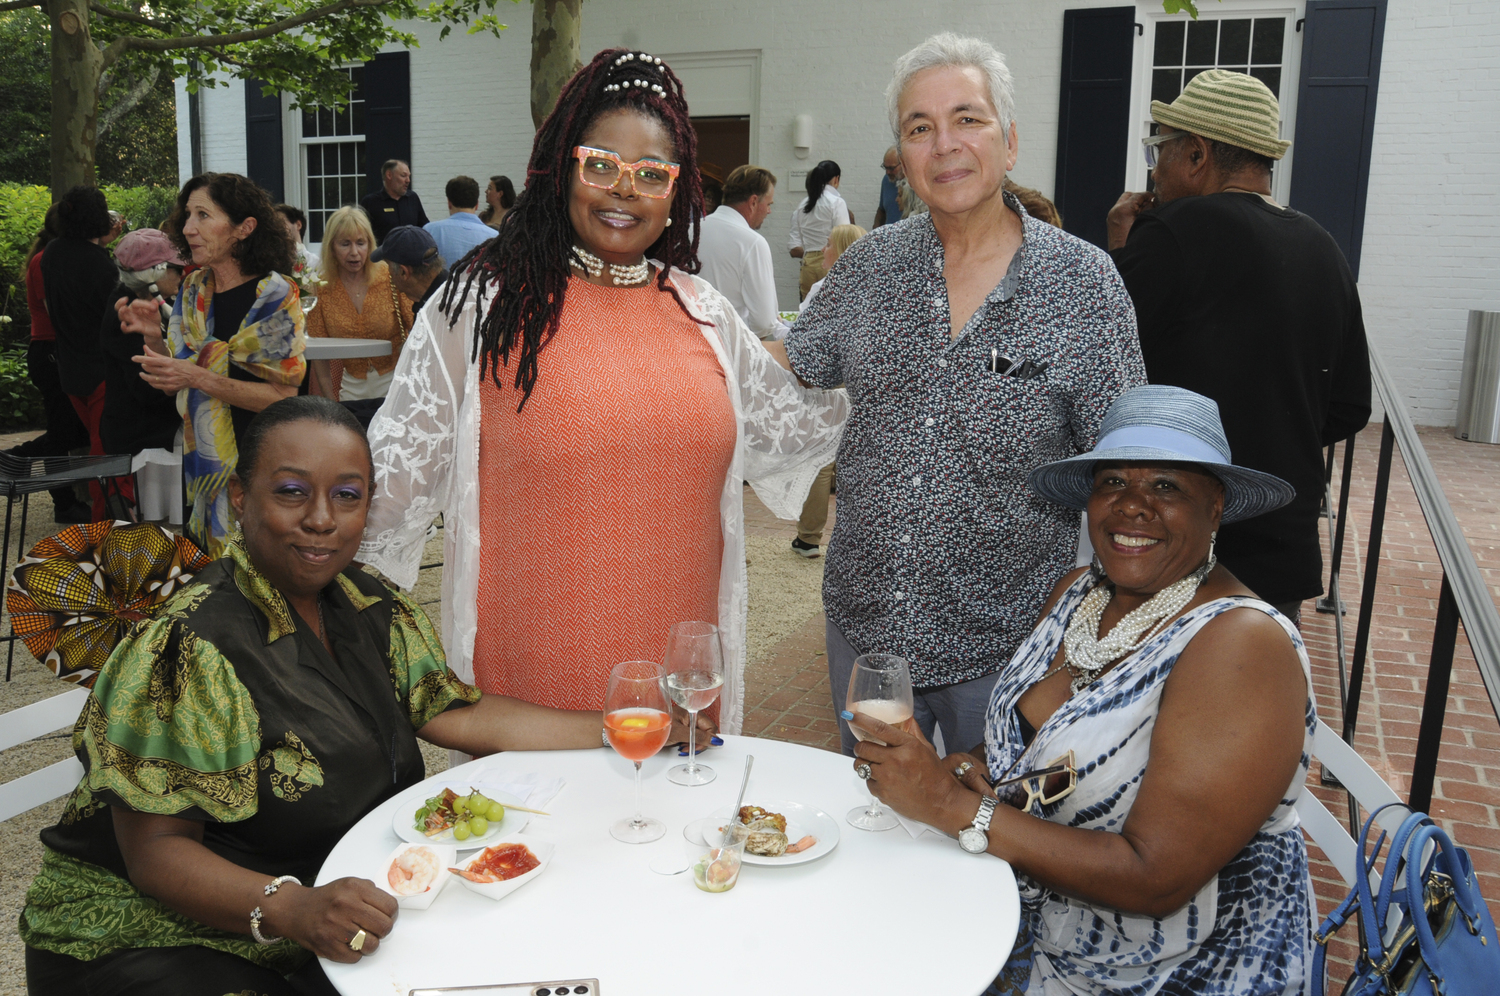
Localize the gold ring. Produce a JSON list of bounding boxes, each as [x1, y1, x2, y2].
[[349, 928, 368, 952], [954, 761, 974, 779]]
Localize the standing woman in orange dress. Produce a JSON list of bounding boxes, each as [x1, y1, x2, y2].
[[304, 205, 413, 404], [361, 49, 847, 734]]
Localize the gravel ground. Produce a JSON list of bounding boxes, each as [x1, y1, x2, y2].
[[0, 508, 823, 993]]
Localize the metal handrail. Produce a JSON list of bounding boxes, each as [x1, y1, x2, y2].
[[1324, 344, 1500, 816], [1367, 347, 1500, 714]]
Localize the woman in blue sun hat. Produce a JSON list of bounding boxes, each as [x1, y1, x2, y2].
[[847, 385, 1318, 995]]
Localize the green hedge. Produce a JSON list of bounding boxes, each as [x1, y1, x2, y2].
[[0, 183, 177, 428], [0, 183, 178, 345]]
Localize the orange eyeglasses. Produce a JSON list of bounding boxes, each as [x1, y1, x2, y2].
[[573, 146, 681, 198]]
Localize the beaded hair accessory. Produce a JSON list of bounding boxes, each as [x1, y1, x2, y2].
[[602, 51, 668, 97]]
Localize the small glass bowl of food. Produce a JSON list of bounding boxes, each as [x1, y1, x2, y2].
[[685, 821, 751, 893]]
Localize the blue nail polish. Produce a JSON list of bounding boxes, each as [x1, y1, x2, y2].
[[678, 749, 688, 756], [840, 710, 854, 721], [710, 735, 724, 746]]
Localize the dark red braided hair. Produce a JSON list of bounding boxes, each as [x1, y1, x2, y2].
[[442, 48, 706, 411]]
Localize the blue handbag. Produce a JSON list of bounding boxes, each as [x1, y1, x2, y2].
[[1312, 805, 1500, 996]]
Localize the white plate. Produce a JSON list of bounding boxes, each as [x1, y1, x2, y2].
[[688, 800, 840, 866], [390, 781, 531, 848]]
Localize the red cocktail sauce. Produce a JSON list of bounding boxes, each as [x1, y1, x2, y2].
[[467, 843, 540, 882]]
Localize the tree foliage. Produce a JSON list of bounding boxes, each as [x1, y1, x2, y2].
[[77, 0, 518, 111], [0, 9, 177, 187]]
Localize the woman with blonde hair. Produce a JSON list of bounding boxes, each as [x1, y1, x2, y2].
[[305, 205, 413, 402]]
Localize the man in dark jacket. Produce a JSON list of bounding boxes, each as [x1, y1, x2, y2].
[[359, 159, 428, 243], [1106, 70, 1371, 623]]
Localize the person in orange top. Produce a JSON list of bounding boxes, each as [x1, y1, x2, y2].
[[304, 205, 414, 403], [362, 49, 848, 738]]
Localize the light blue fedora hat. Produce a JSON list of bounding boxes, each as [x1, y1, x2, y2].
[[1027, 385, 1295, 524]]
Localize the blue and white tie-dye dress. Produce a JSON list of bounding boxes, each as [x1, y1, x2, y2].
[[984, 572, 1317, 996]]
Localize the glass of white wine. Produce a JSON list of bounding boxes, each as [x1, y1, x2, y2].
[[663, 620, 723, 786], [846, 652, 914, 831]]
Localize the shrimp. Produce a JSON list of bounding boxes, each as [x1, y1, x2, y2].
[[448, 865, 500, 883], [785, 835, 818, 854], [387, 846, 442, 895]]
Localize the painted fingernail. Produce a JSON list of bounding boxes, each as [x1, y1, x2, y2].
[[840, 710, 854, 721], [678, 749, 689, 756], [710, 735, 724, 746]]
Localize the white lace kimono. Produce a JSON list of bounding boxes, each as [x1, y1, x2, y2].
[[359, 266, 848, 732]]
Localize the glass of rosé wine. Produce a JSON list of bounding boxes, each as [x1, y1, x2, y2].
[[605, 659, 673, 843], [846, 652, 916, 831]]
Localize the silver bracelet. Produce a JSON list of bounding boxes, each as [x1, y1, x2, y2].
[[250, 906, 280, 944], [602, 726, 610, 748], [252, 875, 302, 944]]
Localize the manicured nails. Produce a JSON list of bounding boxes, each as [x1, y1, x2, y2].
[[840, 710, 854, 721], [710, 735, 724, 746]]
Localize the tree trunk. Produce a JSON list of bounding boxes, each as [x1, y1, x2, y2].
[[530, 0, 580, 129], [48, 0, 102, 197]]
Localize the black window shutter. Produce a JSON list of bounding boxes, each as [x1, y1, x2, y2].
[[363, 51, 412, 197], [243, 78, 284, 202], [1054, 7, 1135, 249], [1287, 0, 1388, 279]]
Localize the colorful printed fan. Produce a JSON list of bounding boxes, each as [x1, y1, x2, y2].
[[6, 521, 214, 687]]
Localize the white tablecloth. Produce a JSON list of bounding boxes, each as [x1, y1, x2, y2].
[[318, 735, 1019, 995], [304, 338, 392, 360]]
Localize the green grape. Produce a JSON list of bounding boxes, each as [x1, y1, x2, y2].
[[468, 815, 489, 836], [466, 794, 486, 814], [452, 797, 468, 815], [453, 821, 471, 841], [485, 800, 506, 821]]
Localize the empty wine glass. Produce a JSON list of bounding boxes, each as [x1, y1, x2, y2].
[[846, 653, 914, 832], [604, 659, 672, 843], [664, 621, 724, 786]]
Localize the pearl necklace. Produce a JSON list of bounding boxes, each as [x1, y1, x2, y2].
[[1060, 554, 1216, 695], [571, 245, 651, 286]]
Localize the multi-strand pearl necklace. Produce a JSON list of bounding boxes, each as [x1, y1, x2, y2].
[[571, 245, 651, 286], [1059, 554, 1216, 694]]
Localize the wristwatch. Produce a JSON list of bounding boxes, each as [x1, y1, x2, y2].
[[959, 796, 997, 854]]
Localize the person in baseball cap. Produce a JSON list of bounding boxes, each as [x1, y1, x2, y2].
[[101, 229, 189, 468], [371, 225, 448, 310]]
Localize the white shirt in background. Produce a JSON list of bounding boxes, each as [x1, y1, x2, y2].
[[697, 205, 780, 339], [788, 186, 851, 256]]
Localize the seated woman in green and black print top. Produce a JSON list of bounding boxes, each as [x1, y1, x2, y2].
[[19, 396, 699, 996]]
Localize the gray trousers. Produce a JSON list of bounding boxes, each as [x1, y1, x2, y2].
[[826, 619, 999, 758]]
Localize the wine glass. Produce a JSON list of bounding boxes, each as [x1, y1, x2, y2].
[[664, 621, 724, 786], [845, 652, 915, 832], [605, 659, 672, 843]]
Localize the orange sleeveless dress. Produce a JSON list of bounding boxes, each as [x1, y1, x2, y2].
[[471, 277, 737, 710]]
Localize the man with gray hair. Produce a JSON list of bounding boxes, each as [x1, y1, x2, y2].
[[1107, 69, 1370, 623], [360, 159, 428, 243], [779, 32, 1144, 756]]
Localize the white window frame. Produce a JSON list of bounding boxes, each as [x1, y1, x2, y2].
[[282, 67, 367, 255], [1126, 1, 1307, 203]]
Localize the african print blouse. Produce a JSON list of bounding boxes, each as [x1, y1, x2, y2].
[[20, 538, 480, 973]]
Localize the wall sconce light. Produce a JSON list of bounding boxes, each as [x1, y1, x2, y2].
[[792, 114, 813, 159]]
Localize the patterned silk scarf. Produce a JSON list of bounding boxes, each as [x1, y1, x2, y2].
[[170, 269, 306, 557]]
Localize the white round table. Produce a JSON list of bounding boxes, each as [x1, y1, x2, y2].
[[304, 338, 392, 360], [317, 735, 1019, 995]]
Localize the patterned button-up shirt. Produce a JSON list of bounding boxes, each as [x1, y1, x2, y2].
[[785, 194, 1146, 686]]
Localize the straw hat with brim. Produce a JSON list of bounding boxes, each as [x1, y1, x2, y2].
[[1151, 68, 1290, 161], [1027, 385, 1295, 524]]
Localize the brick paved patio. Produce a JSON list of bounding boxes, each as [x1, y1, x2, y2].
[[740, 422, 1500, 982]]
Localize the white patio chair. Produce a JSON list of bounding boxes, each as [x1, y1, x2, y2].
[[0, 685, 89, 822], [1297, 718, 1407, 888]]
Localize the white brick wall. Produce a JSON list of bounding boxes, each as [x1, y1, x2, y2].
[[1358, 0, 1500, 425], [179, 0, 1500, 425]]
